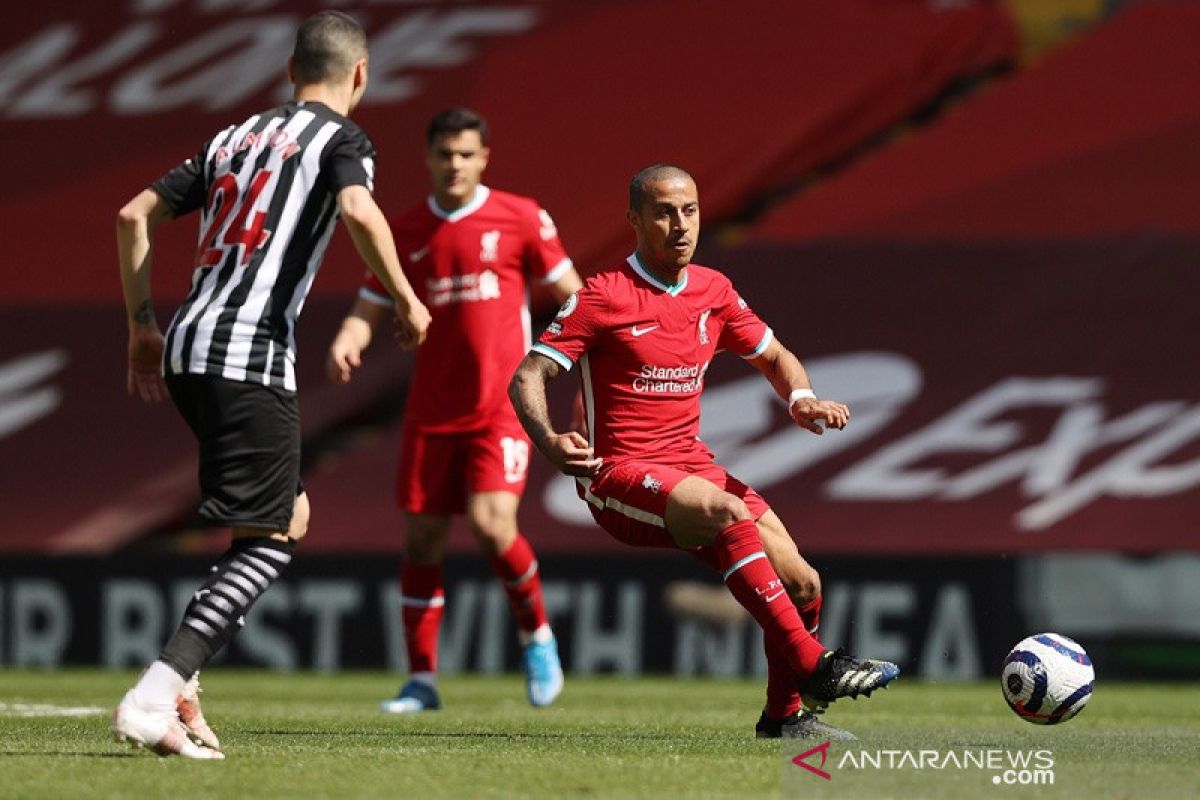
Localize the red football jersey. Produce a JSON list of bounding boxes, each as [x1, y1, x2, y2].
[[533, 254, 771, 465], [362, 186, 572, 431]]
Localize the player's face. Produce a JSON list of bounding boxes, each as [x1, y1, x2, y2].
[[426, 131, 490, 209], [628, 176, 700, 272]]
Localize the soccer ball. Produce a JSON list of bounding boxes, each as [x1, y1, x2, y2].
[[1001, 633, 1094, 725]]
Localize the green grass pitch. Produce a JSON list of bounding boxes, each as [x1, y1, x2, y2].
[[0, 670, 1195, 799]]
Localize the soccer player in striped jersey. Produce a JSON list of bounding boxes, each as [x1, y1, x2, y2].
[[113, 11, 430, 759], [510, 164, 899, 740], [327, 108, 581, 713]]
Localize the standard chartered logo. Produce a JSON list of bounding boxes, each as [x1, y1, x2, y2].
[[631, 361, 710, 394]]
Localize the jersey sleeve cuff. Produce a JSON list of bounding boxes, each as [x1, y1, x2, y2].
[[531, 343, 573, 371], [741, 327, 774, 359], [358, 286, 392, 306], [149, 182, 183, 217], [539, 257, 575, 285]]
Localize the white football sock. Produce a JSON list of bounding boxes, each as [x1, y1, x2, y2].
[[130, 660, 186, 710], [518, 623, 553, 647], [410, 671, 437, 688]]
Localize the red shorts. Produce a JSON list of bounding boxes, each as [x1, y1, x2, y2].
[[576, 460, 770, 549], [396, 418, 531, 515]]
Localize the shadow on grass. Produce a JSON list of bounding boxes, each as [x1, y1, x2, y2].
[[240, 729, 678, 740], [0, 751, 139, 758]]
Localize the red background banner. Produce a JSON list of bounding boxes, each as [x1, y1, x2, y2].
[[751, 3, 1200, 241], [3, 3, 1197, 556], [0, 0, 1014, 302]]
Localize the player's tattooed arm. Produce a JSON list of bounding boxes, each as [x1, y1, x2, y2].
[[509, 353, 602, 477], [132, 299, 155, 325], [117, 188, 172, 402], [509, 354, 561, 449]]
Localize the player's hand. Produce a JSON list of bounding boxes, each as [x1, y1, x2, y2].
[[789, 397, 850, 435], [326, 333, 362, 385], [127, 326, 166, 403], [543, 430, 602, 477], [394, 298, 431, 350]]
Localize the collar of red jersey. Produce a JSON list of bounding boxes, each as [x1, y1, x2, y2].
[[628, 253, 688, 296], [427, 185, 491, 222]]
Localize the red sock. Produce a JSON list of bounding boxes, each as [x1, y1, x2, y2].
[[764, 637, 802, 718], [798, 595, 823, 639], [401, 563, 444, 673], [773, 595, 827, 714], [487, 533, 548, 633], [714, 520, 825, 678]]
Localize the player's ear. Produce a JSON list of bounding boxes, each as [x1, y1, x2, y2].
[[353, 57, 368, 92], [346, 58, 369, 112], [478, 146, 490, 170], [286, 56, 296, 86], [626, 207, 640, 230]]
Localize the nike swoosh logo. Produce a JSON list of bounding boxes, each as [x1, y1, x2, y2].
[[408, 245, 430, 262], [630, 324, 659, 337], [764, 590, 786, 602]]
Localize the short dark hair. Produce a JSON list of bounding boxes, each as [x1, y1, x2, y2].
[[629, 163, 694, 210], [291, 11, 367, 85], [426, 107, 490, 146]]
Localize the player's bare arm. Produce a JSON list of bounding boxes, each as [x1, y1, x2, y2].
[[748, 338, 849, 434], [117, 188, 175, 404], [509, 353, 602, 477], [326, 296, 390, 384], [337, 185, 431, 348]]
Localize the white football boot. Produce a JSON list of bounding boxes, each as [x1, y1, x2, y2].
[[177, 672, 221, 751], [112, 691, 224, 760]]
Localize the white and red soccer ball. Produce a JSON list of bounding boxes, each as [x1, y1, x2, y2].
[[1001, 633, 1094, 725]]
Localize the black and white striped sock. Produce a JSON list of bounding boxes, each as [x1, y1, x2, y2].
[[159, 537, 295, 679]]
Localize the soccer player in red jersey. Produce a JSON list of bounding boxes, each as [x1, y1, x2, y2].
[[328, 108, 582, 712], [510, 164, 899, 739]]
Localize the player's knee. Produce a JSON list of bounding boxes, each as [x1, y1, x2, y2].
[[706, 493, 752, 530], [788, 566, 821, 605], [404, 528, 443, 562], [287, 494, 311, 542], [467, 513, 516, 556], [404, 538, 439, 562]]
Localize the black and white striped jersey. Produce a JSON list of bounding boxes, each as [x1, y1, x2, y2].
[[153, 100, 376, 391]]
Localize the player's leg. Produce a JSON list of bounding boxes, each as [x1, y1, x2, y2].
[[382, 425, 461, 714], [664, 476, 828, 684], [380, 512, 451, 713], [169, 504, 308, 750], [755, 509, 817, 720], [466, 491, 562, 706], [465, 427, 562, 707], [467, 491, 552, 638], [751, 509, 855, 739], [114, 376, 303, 759], [673, 468, 899, 712], [582, 465, 821, 677], [583, 461, 895, 710], [680, 541, 847, 740], [757, 510, 821, 624]]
